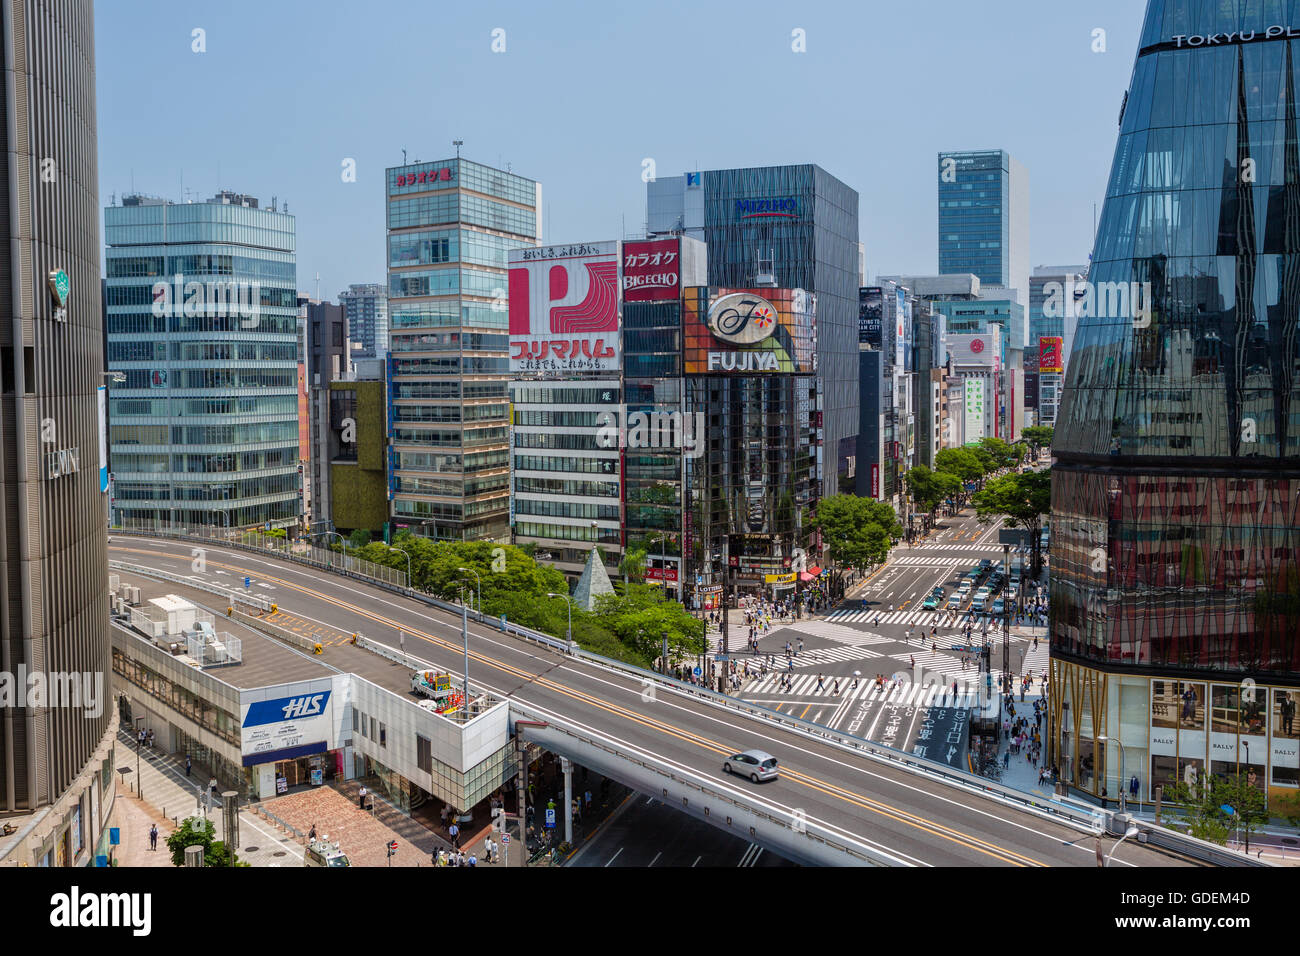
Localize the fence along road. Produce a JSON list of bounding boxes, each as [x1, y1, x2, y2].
[[110, 534, 1208, 868]]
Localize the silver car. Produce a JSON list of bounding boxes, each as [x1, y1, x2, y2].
[[724, 749, 779, 783]]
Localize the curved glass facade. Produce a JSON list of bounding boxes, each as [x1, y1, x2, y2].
[[1054, 1, 1300, 679], [1051, 1, 1300, 802]]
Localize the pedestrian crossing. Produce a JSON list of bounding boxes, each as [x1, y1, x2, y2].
[[782, 619, 897, 646], [742, 671, 984, 709], [827, 607, 991, 628], [912, 542, 1001, 552], [886, 556, 966, 568]]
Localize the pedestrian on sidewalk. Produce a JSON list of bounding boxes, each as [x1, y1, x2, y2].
[[308, 823, 317, 842], [149, 824, 158, 851], [184, 754, 192, 777], [358, 785, 368, 809], [449, 821, 460, 847]]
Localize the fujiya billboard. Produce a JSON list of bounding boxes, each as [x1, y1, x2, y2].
[[683, 287, 816, 374], [509, 241, 620, 373]]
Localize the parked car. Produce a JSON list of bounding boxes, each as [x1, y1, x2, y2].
[[723, 750, 779, 783]]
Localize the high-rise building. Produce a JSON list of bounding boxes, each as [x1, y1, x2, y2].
[[385, 158, 539, 541], [303, 300, 351, 531], [1029, 265, 1088, 428], [106, 191, 300, 529], [937, 149, 1029, 328], [508, 240, 624, 576], [647, 165, 861, 514], [0, 0, 117, 866], [339, 283, 388, 359], [1050, 1, 1300, 806]]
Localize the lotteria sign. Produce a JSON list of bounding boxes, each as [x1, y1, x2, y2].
[[735, 198, 798, 219]]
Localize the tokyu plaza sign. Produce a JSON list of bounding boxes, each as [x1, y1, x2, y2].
[[1168, 25, 1300, 48]]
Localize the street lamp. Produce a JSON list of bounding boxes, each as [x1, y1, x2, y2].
[[316, 530, 346, 549], [134, 716, 145, 800], [1098, 734, 1129, 813], [649, 531, 672, 598], [1103, 824, 1140, 867], [458, 567, 482, 619], [390, 547, 412, 590], [546, 592, 573, 646]]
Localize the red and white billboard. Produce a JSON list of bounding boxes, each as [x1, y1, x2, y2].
[[621, 238, 680, 302], [509, 241, 620, 373], [1039, 336, 1064, 374]]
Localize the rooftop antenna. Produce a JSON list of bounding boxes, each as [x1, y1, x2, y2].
[[453, 139, 464, 161], [315, 271, 321, 301], [402, 148, 407, 165]]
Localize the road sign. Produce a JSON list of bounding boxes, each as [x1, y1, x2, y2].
[[544, 808, 556, 829], [388, 840, 398, 852], [715, 654, 729, 662], [109, 828, 120, 846], [502, 832, 510, 844], [244, 576, 251, 589], [692, 666, 702, 678]]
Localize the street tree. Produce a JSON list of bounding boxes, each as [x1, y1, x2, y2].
[[810, 494, 902, 597], [1164, 772, 1268, 852], [1020, 425, 1054, 457], [934, 447, 984, 507], [971, 470, 1051, 575]]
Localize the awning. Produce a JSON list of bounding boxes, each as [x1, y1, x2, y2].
[[799, 571, 816, 582], [808, 566, 823, 576]]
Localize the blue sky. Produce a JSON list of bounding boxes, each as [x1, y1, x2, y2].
[[96, 0, 1144, 297]]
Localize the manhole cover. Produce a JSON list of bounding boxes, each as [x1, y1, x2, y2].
[[244, 846, 260, 852], [272, 851, 287, 857]]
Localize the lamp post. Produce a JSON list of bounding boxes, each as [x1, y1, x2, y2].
[[649, 531, 671, 599], [1099, 734, 1129, 814], [458, 567, 482, 619], [1103, 824, 1140, 867], [390, 547, 412, 590], [134, 716, 145, 800], [547, 592, 573, 646], [1001, 542, 1010, 703]]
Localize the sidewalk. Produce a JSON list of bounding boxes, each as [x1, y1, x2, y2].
[[114, 730, 312, 867]]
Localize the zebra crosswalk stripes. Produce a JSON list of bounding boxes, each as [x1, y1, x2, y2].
[[744, 671, 983, 709], [913, 542, 1002, 552], [782, 619, 896, 646], [887, 556, 966, 568], [825, 608, 984, 628]]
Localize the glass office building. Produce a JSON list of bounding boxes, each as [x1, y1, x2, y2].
[[938, 149, 1030, 320], [386, 158, 539, 541], [1049, 1, 1300, 806], [1029, 265, 1088, 428], [339, 283, 388, 359], [105, 192, 301, 529], [648, 165, 861, 505]]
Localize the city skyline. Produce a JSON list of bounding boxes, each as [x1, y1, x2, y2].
[[96, 0, 1142, 299]]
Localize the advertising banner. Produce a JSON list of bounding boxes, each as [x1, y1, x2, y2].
[[683, 287, 816, 374], [1039, 336, 1064, 373], [964, 378, 985, 444], [509, 241, 620, 373], [858, 286, 882, 346], [621, 238, 680, 302], [895, 289, 906, 369]]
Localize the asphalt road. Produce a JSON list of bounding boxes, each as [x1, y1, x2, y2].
[[568, 791, 797, 867], [109, 533, 1195, 867]]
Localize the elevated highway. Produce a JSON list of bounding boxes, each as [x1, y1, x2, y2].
[[109, 534, 1214, 867]]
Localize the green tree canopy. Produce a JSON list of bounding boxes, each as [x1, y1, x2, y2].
[[1164, 772, 1268, 850], [971, 469, 1052, 574], [1020, 425, 1054, 453], [165, 817, 246, 867], [934, 447, 984, 506], [904, 465, 945, 515], [978, 436, 1017, 471], [810, 494, 902, 592]]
